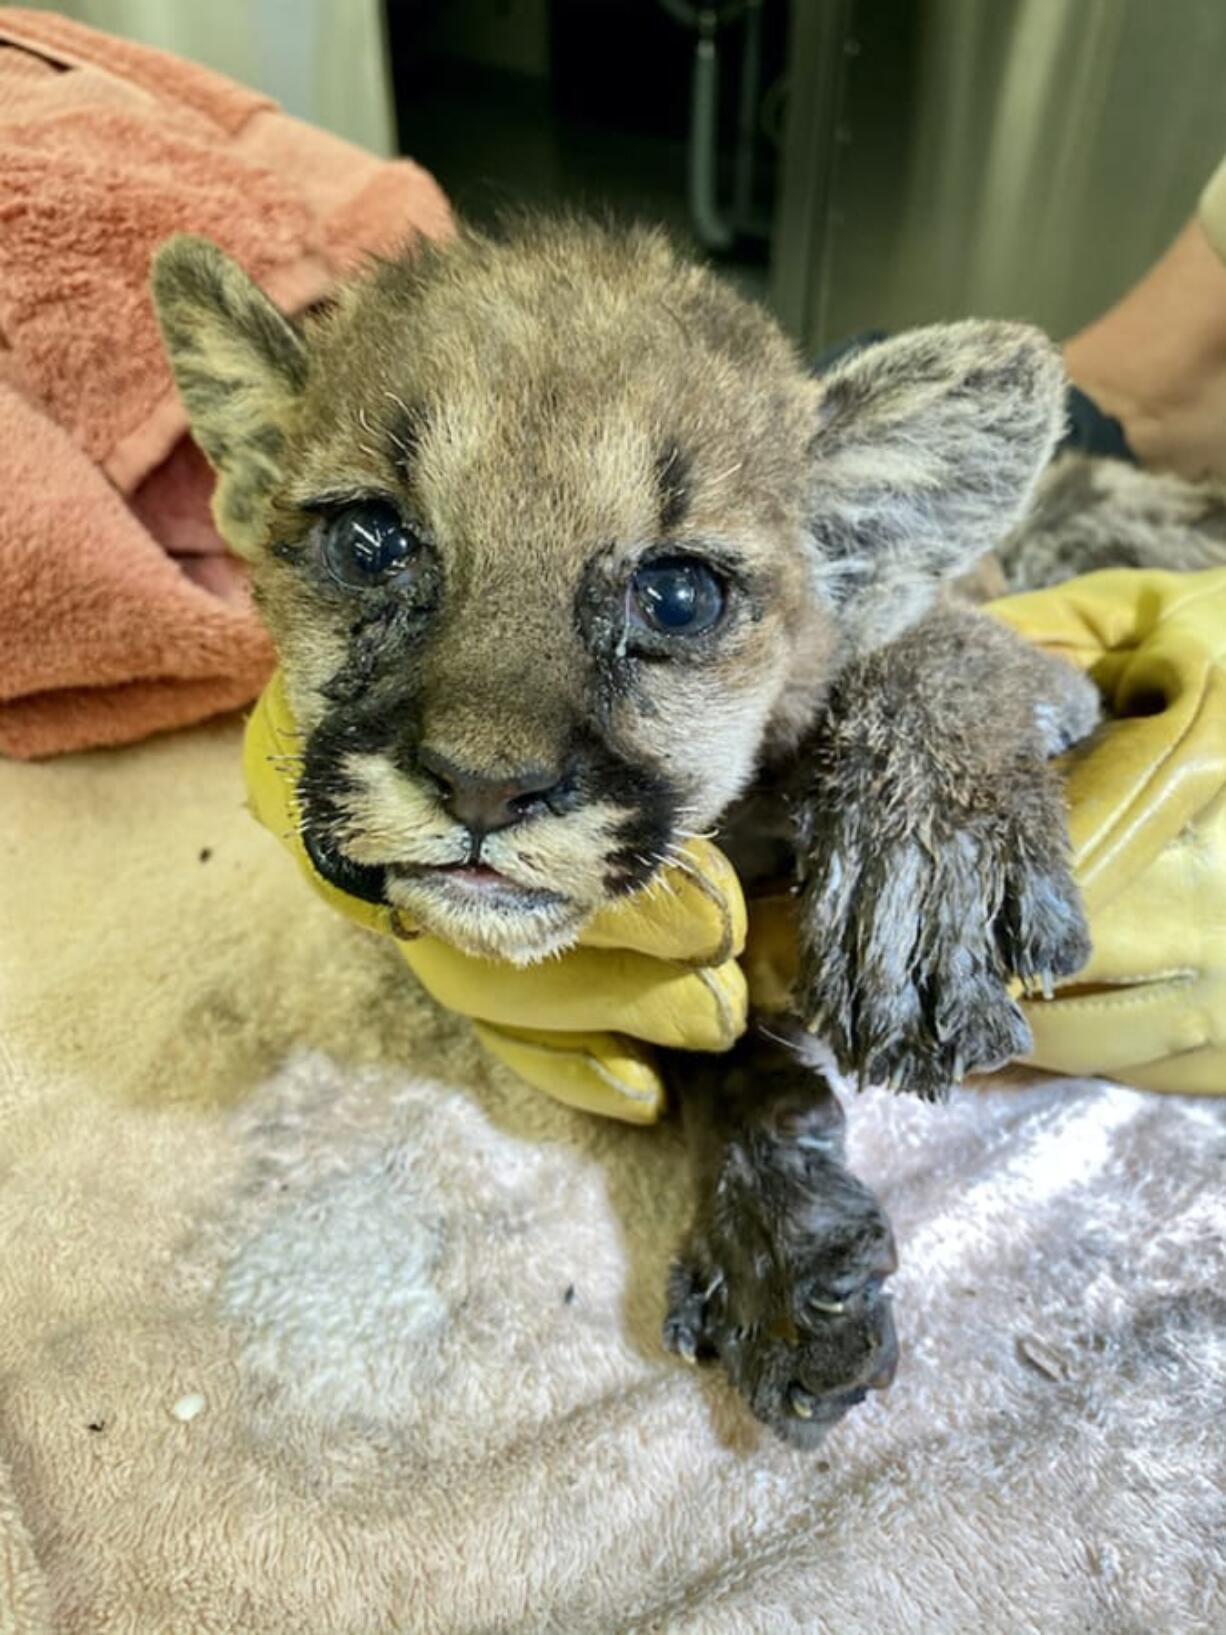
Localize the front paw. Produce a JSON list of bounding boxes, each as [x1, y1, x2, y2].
[[665, 1149, 899, 1447], [795, 785, 1089, 1098]]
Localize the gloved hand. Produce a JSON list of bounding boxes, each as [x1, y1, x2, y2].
[[243, 673, 749, 1123], [988, 564, 1226, 1094]]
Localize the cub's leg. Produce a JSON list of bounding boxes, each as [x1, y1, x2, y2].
[[793, 604, 1100, 1100], [662, 1022, 897, 1446]]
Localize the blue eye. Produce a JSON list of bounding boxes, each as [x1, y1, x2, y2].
[[322, 501, 421, 587], [630, 556, 726, 636]]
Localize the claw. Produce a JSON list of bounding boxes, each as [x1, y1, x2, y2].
[[952, 1052, 965, 1084], [809, 1296, 849, 1316], [673, 1327, 699, 1366], [788, 1386, 816, 1420], [1038, 969, 1054, 1001]]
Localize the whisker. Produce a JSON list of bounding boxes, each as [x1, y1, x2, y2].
[[630, 851, 685, 900], [756, 1023, 797, 1051], [661, 849, 705, 889], [380, 391, 417, 459]]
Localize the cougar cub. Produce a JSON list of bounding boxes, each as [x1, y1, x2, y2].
[[153, 218, 1104, 1446]]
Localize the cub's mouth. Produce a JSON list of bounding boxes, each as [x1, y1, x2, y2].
[[389, 860, 570, 913], [387, 857, 588, 964], [301, 825, 586, 963]]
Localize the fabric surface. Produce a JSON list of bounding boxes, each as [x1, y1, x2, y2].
[[2, 718, 1225, 1634], [0, 6, 451, 760]]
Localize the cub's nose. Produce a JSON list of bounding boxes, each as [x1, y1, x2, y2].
[[417, 745, 566, 835]]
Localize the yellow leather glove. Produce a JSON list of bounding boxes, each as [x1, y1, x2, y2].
[[988, 565, 1226, 1094], [243, 673, 748, 1123]]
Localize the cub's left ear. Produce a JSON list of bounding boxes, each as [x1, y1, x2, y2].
[[151, 235, 308, 558], [809, 320, 1066, 652]]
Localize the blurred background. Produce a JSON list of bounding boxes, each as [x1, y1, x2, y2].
[[29, 0, 1226, 350]]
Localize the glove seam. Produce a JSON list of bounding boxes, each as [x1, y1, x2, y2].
[[475, 1024, 660, 1105]]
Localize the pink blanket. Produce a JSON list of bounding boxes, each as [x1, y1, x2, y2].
[[0, 7, 451, 758]]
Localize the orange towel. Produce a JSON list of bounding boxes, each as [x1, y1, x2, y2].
[[0, 7, 452, 759]]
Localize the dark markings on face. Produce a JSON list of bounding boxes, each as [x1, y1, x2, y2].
[[297, 641, 681, 904], [297, 697, 417, 905], [575, 732, 680, 895], [574, 552, 636, 714], [282, 510, 444, 705], [318, 592, 438, 711], [293, 570, 440, 888], [656, 443, 692, 534]]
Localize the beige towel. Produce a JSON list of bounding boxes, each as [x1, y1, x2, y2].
[[2, 721, 1224, 1633]]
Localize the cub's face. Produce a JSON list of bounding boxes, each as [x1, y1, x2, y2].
[[153, 220, 1064, 962]]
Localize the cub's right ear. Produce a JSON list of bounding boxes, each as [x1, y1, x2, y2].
[[151, 235, 308, 558]]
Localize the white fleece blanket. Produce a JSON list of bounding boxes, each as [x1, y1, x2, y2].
[[1, 720, 1224, 1634]]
